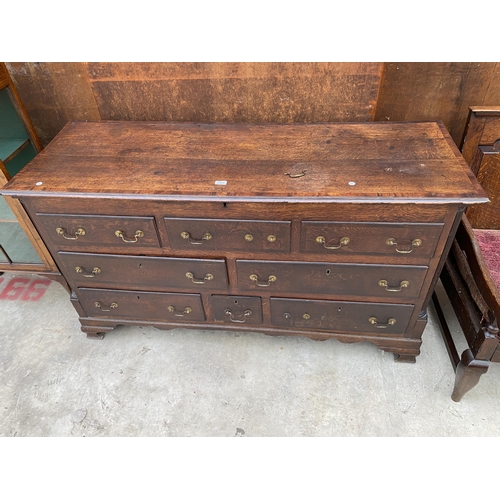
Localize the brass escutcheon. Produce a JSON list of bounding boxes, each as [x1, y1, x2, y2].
[[75, 266, 101, 278], [369, 316, 396, 328], [185, 272, 213, 284], [316, 235, 350, 250], [245, 234, 254, 242], [115, 230, 144, 243], [283, 312, 291, 319], [386, 238, 422, 254], [378, 279, 410, 292], [56, 227, 85, 240], [225, 309, 252, 323], [167, 305, 192, 317], [302, 313, 311, 320], [181, 231, 212, 244], [267, 235, 277, 243], [94, 301, 118, 312], [249, 274, 277, 287]]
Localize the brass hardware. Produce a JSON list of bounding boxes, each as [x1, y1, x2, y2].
[[75, 266, 101, 278], [378, 280, 410, 292], [267, 235, 277, 243], [283, 312, 291, 319], [167, 305, 192, 317], [369, 316, 396, 328], [185, 272, 213, 284], [386, 238, 422, 254], [302, 313, 311, 320], [284, 169, 307, 178], [56, 227, 85, 240], [115, 230, 144, 243], [316, 235, 350, 250], [180, 231, 212, 244], [225, 308, 252, 323], [94, 301, 118, 312], [249, 274, 277, 287], [245, 234, 254, 242]]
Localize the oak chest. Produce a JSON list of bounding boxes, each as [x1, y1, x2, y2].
[[2, 121, 487, 362]]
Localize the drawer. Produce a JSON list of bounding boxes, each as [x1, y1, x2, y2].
[[236, 260, 427, 299], [78, 288, 206, 322], [37, 213, 161, 249], [211, 295, 263, 324], [271, 298, 414, 334], [164, 218, 291, 252], [300, 221, 443, 258], [57, 252, 228, 291]]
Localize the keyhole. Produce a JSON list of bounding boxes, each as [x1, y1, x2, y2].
[[338, 307, 341, 312], [326, 269, 331, 276], [139, 263, 142, 268], [223, 202, 227, 208], [137, 296, 141, 300], [234, 300, 238, 304]]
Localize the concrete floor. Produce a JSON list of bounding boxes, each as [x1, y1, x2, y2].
[[1, 271, 500, 437]]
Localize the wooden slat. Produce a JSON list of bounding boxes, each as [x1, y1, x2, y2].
[[375, 62, 500, 146], [87, 63, 383, 124]]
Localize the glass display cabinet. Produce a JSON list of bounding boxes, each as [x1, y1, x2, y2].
[[0, 62, 58, 275]]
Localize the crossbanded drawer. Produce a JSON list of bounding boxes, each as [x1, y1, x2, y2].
[[57, 252, 228, 291], [211, 295, 263, 325], [236, 260, 427, 299], [164, 218, 291, 253], [300, 221, 443, 258], [78, 288, 205, 322], [36, 213, 161, 249], [271, 298, 414, 334]]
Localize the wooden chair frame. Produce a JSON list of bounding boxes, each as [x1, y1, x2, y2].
[[432, 106, 500, 401]]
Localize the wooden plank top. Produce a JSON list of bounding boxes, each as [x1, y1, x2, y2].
[[1, 121, 488, 204]]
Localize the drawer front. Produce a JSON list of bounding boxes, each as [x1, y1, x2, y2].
[[78, 288, 205, 321], [58, 252, 228, 291], [164, 218, 291, 252], [271, 298, 414, 334], [211, 295, 263, 324], [300, 221, 443, 258], [236, 260, 427, 299], [37, 213, 161, 249]]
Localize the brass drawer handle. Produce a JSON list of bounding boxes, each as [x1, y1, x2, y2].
[[249, 274, 277, 287], [94, 301, 117, 312], [168, 305, 192, 317], [285, 169, 307, 178], [56, 227, 85, 240], [369, 316, 396, 328], [378, 280, 410, 292], [181, 231, 212, 245], [185, 272, 213, 284], [386, 238, 422, 253], [75, 266, 101, 278], [225, 309, 252, 323], [115, 230, 144, 243], [316, 236, 350, 250]]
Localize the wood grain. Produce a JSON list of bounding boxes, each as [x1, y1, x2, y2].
[[6, 63, 100, 146], [1, 121, 487, 203], [87, 62, 382, 123], [375, 63, 500, 146]]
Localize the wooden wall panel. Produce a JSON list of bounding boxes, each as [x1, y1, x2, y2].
[[6, 62, 101, 146], [375, 62, 500, 145], [87, 63, 382, 123], [5, 62, 500, 150]]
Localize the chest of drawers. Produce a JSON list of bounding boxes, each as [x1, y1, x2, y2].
[[2, 121, 487, 362]]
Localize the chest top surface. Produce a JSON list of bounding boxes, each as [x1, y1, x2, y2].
[[1, 121, 487, 204]]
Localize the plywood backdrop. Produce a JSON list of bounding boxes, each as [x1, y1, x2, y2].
[[6, 62, 500, 148]]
